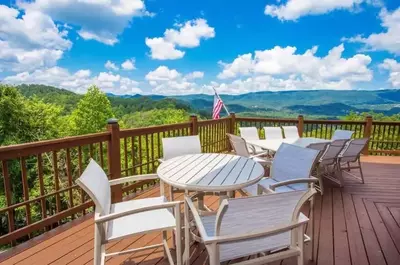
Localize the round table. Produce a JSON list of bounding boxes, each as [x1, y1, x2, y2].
[[157, 153, 265, 192], [157, 153, 265, 265]]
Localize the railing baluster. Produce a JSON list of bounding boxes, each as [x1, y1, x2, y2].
[[37, 154, 47, 229], [66, 149, 74, 219], [20, 157, 32, 231], [78, 146, 85, 215], [2, 160, 15, 245], [52, 151, 61, 225]]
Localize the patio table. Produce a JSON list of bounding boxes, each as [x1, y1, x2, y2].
[[157, 153, 265, 265], [246, 137, 330, 152]]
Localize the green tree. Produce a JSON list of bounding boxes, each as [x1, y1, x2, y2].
[[121, 108, 189, 128], [67, 86, 114, 135]]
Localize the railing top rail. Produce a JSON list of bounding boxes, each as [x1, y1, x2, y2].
[[235, 117, 298, 123], [198, 117, 230, 126], [0, 132, 111, 160], [303, 119, 366, 125], [371, 121, 400, 125], [120, 122, 192, 138]]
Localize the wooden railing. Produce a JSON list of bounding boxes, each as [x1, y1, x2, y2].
[[0, 114, 399, 246]]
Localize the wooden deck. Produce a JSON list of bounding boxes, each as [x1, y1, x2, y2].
[[1, 156, 399, 265]]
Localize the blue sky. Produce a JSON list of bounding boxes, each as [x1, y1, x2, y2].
[[0, 0, 399, 95]]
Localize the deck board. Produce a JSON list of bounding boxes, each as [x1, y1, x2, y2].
[[1, 156, 400, 265]]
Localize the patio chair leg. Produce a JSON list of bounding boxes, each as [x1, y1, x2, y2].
[[310, 197, 315, 261], [336, 163, 345, 187], [175, 204, 182, 265], [184, 191, 191, 265], [163, 231, 168, 259], [94, 224, 103, 265], [347, 162, 351, 171], [317, 167, 324, 195], [358, 158, 365, 184], [297, 224, 305, 265]]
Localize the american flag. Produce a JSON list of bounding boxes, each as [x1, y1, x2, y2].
[[212, 93, 224, 119]]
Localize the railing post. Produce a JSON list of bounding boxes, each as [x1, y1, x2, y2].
[[230, 112, 236, 134], [363, 115, 373, 155], [190, 114, 198, 135], [297, 115, 304, 137], [107, 118, 122, 202]]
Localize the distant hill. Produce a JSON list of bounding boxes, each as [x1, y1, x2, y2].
[[15, 84, 400, 118]]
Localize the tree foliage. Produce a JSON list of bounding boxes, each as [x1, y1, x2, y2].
[[67, 86, 114, 135]]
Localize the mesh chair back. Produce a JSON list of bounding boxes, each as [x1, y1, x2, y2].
[[282, 126, 299, 139], [227, 133, 250, 157], [272, 143, 319, 190], [307, 142, 329, 161], [239, 127, 260, 140], [320, 139, 348, 165], [331, 130, 354, 140], [263, 127, 283, 139], [340, 138, 369, 162], [162, 135, 201, 160], [76, 159, 111, 216]]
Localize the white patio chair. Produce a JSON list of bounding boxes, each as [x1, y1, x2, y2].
[[185, 188, 317, 265], [241, 143, 320, 260], [226, 133, 270, 167], [306, 142, 330, 195], [318, 139, 349, 187], [76, 159, 182, 265], [331, 130, 354, 140], [337, 138, 369, 185], [161, 135, 202, 161], [239, 127, 264, 154], [159, 135, 202, 200], [282, 126, 300, 139], [263, 126, 283, 139]]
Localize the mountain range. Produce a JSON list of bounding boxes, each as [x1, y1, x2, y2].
[[14, 84, 400, 118]]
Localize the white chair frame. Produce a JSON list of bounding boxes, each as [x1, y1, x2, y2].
[[337, 138, 369, 186], [238, 127, 265, 154], [263, 126, 284, 140], [282, 126, 300, 139], [76, 159, 182, 265], [185, 188, 317, 265]]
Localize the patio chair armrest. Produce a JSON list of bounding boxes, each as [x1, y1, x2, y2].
[[109, 174, 159, 186], [184, 195, 210, 239], [203, 218, 308, 245], [257, 183, 275, 195], [250, 151, 272, 159], [269, 177, 319, 191], [95, 200, 182, 224], [158, 158, 165, 163]]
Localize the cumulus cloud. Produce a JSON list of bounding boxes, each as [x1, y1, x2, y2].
[[105, 60, 119, 71], [145, 66, 206, 94], [185, 71, 204, 80], [121, 59, 136, 70], [3, 67, 142, 95], [217, 44, 372, 92], [146, 19, 215, 60], [0, 5, 71, 72], [17, 0, 153, 46], [379, 59, 400, 87], [343, 7, 400, 55], [265, 0, 364, 21]]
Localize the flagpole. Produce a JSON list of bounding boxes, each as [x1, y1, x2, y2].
[[213, 87, 230, 115]]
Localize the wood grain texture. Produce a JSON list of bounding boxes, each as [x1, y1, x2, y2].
[[1, 156, 400, 265]]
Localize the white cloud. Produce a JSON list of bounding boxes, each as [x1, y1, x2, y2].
[[145, 66, 181, 81], [217, 44, 372, 91], [121, 59, 136, 70], [3, 67, 142, 95], [164, 19, 215, 48], [0, 5, 71, 72], [185, 71, 204, 80], [379, 59, 400, 87], [145, 37, 185, 60], [146, 19, 215, 60], [17, 0, 153, 46], [265, 0, 364, 21], [344, 8, 400, 55], [105, 60, 119, 71], [145, 66, 206, 95]]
